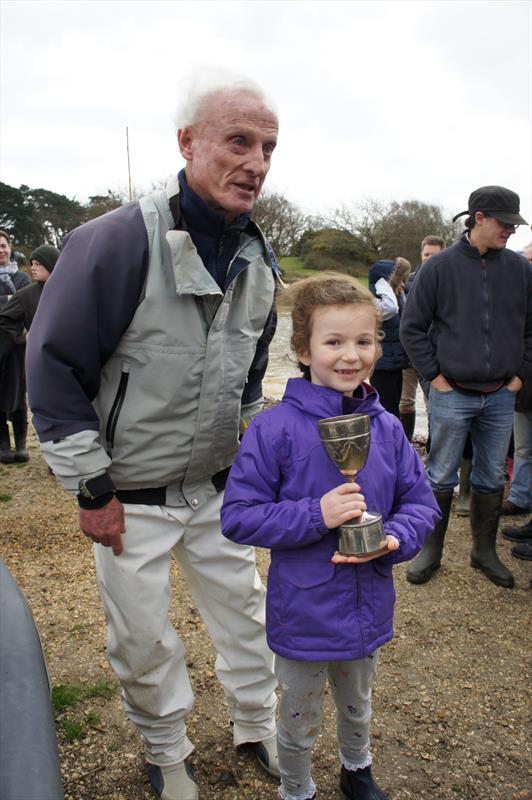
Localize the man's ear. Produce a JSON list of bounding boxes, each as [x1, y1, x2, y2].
[[177, 127, 194, 161]]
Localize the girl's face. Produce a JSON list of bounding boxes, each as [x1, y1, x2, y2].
[[298, 304, 378, 396]]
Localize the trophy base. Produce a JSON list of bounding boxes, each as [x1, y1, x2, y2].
[[338, 513, 386, 556]]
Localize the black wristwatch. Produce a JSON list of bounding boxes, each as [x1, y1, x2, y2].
[[79, 473, 115, 500], [78, 473, 115, 509]]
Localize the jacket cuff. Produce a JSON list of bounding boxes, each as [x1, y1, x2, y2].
[[311, 498, 329, 535]]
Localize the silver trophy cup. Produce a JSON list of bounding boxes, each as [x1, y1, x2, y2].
[[318, 413, 386, 556]]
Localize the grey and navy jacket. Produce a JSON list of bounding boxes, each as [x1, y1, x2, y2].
[[399, 234, 532, 390], [26, 175, 279, 508]]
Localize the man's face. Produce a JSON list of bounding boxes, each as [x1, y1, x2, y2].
[[178, 90, 278, 223], [0, 236, 11, 267], [421, 243, 442, 263], [473, 213, 516, 251]]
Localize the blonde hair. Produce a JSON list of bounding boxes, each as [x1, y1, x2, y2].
[[284, 271, 383, 377]]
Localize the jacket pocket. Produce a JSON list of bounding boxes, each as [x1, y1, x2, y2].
[[105, 365, 131, 453], [277, 561, 341, 644]]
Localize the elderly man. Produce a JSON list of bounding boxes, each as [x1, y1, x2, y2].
[[27, 73, 280, 800], [400, 185, 531, 590]]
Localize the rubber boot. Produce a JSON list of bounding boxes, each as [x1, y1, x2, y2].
[[0, 420, 15, 464], [470, 490, 514, 588], [406, 490, 453, 584], [340, 764, 389, 799], [455, 458, 472, 517], [13, 420, 29, 463], [400, 411, 415, 442]]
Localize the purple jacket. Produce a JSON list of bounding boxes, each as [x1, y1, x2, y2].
[[221, 378, 440, 661]]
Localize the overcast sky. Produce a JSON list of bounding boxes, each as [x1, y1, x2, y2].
[[1, 0, 531, 250]]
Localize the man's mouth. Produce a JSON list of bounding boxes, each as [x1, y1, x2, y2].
[[234, 181, 257, 195]]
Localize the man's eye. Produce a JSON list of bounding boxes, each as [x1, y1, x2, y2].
[[263, 143, 276, 156], [231, 136, 246, 147]]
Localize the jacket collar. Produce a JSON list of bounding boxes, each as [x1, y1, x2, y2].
[[282, 377, 384, 420]]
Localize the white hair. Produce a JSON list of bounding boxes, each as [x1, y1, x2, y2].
[[174, 66, 278, 129]]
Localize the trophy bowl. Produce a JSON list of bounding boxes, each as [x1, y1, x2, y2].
[[318, 414, 386, 556]]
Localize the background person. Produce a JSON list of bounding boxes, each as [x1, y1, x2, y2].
[[0, 230, 32, 463], [221, 273, 440, 800], [0, 244, 60, 364], [399, 235, 444, 441], [26, 71, 281, 800], [368, 257, 411, 418], [400, 185, 531, 590]]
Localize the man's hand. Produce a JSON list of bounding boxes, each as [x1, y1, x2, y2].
[[78, 495, 126, 556], [320, 482, 366, 529], [506, 376, 522, 393], [331, 535, 400, 564], [431, 374, 452, 392]]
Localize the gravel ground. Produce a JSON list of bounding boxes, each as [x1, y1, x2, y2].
[[1, 429, 530, 800]]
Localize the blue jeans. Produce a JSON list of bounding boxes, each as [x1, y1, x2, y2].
[[508, 410, 532, 508], [427, 386, 516, 494]]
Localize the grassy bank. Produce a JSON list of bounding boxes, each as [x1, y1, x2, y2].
[[278, 256, 368, 288]]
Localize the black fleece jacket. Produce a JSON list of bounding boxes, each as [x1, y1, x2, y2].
[[399, 234, 532, 390]]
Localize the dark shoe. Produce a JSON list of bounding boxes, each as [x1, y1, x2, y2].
[[146, 761, 198, 800], [238, 735, 280, 778], [501, 499, 529, 515], [0, 424, 14, 463], [455, 458, 472, 517], [13, 421, 29, 463], [502, 518, 532, 543], [340, 764, 388, 800], [407, 490, 453, 584], [470, 490, 514, 588], [511, 542, 532, 561], [0, 446, 14, 464]]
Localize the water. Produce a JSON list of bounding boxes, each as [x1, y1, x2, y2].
[[263, 311, 429, 437]]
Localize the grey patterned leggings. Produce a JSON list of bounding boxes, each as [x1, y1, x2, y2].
[[275, 652, 379, 800]]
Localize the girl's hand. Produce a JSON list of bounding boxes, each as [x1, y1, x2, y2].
[[331, 535, 400, 564], [320, 482, 366, 529]]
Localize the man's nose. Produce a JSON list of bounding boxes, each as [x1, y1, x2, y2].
[[244, 145, 267, 176]]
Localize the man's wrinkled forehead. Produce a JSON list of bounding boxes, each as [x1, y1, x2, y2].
[[200, 89, 278, 132]]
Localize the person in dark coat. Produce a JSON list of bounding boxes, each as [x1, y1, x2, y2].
[[0, 231, 32, 463], [400, 185, 531, 589], [368, 257, 411, 418], [0, 244, 60, 364]]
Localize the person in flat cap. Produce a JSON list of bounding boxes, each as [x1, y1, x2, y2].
[[400, 185, 531, 590], [0, 242, 60, 463]]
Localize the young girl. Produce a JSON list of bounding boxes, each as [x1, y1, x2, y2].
[[221, 273, 440, 800]]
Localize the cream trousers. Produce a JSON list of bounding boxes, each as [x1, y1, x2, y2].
[[93, 494, 277, 766]]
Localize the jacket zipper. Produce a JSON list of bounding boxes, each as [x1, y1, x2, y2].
[[106, 371, 130, 452], [353, 566, 360, 608], [480, 258, 491, 373]]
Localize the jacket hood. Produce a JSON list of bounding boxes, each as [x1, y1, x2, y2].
[[368, 259, 395, 292], [282, 377, 386, 421]]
